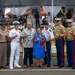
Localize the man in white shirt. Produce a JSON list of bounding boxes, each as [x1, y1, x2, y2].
[[9, 21, 21, 69], [46, 12, 51, 24], [72, 17, 75, 26], [42, 22, 54, 67], [27, 12, 34, 25]]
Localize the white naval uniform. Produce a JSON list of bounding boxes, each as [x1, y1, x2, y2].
[[42, 28, 54, 41], [9, 28, 21, 68]]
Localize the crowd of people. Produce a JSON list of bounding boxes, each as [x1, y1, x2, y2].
[[0, 9, 75, 70]]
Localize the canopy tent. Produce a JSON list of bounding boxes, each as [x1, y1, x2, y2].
[[1, 0, 75, 23], [0, 0, 75, 7], [5, 7, 27, 17], [5, 7, 47, 16], [42, 6, 61, 17], [0, 0, 75, 55]]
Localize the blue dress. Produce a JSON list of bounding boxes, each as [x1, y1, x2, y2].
[[33, 34, 45, 59]]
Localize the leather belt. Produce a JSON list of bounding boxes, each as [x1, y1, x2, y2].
[[67, 39, 74, 41], [0, 42, 6, 43]]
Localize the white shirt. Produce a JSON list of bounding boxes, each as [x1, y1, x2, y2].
[[72, 22, 75, 26], [9, 28, 21, 42], [27, 14, 34, 23], [46, 15, 51, 23], [42, 28, 54, 41], [72, 13, 75, 18]]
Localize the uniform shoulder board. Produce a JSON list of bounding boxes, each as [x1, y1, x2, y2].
[[49, 29, 52, 32]]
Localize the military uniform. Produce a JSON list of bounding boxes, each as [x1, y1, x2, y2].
[[42, 22, 54, 67], [0, 28, 8, 68], [6, 29, 11, 65], [9, 21, 21, 69], [66, 19, 75, 69], [54, 18, 66, 67]]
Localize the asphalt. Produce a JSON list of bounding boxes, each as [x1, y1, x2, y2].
[[0, 57, 75, 75]]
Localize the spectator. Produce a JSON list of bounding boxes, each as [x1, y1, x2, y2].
[[34, 12, 40, 28], [72, 17, 75, 26], [46, 12, 51, 24], [66, 9, 72, 19]]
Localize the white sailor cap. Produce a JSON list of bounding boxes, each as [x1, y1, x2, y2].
[[13, 21, 20, 25], [55, 18, 61, 21], [66, 19, 73, 23]]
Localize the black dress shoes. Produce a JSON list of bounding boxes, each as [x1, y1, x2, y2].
[[1, 66, 7, 69], [72, 67, 75, 69], [47, 64, 50, 67], [54, 64, 59, 66]]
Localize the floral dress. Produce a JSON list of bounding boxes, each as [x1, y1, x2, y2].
[[33, 33, 46, 59]]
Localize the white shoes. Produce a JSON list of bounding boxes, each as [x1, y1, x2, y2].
[[14, 64, 21, 68], [10, 66, 13, 70], [9, 64, 21, 69]]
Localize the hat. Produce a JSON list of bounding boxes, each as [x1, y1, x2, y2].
[[13, 21, 20, 25], [66, 19, 73, 23], [43, 22, 49, 25], [55, 18, 61, 21], [0, 23, 5, 26]]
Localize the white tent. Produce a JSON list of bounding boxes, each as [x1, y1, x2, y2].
[[5, 7, 27, 17]]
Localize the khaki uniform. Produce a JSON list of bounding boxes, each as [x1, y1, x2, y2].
[[6, 30, 11, 65], [54, 25, 66, 38], [0, 30, 8, 67], [54, 24, 66, 67], [66, 26, 75, 40], [66, 26, 75, 68]]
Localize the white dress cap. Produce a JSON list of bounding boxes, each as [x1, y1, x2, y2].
[[13, 21, 20, 25], [55, 18, 61, 21], [66, 19, 73, 23]]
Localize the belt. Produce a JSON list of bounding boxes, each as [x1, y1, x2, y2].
[[0, 42, 6, 43], [46, 41, 50, 42], [55, 37, 61, 39], [7, 41, 11, 43], [11, 41, 20, 43], [55, 37, 64, 39], [67, 39, 74, 41]]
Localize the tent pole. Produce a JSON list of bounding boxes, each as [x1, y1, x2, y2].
[[52, 0, 53, 25]]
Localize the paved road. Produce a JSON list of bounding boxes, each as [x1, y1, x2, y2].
[[0, 57, 75, 75], [0, 69, 75, 75]]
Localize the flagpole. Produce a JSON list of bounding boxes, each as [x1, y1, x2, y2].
[[52, 0, 53, 25]]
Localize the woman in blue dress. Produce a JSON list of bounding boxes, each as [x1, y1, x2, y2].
[[33, 28, 46, 68]]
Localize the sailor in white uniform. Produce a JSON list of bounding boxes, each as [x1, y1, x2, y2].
[[42, 22, 54, 67], [9, 21, 21, 69]]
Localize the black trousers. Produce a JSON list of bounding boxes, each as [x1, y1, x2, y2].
[[24, 48, 33, 65], [35, 20, 40, 28], [44, 42, 51, 65], [7, 42, 10, 64]]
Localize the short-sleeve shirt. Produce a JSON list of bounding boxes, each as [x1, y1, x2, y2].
[[6, 30, 11, 42], [21, 28, 36, 48], [66, 26, 75, 40], [9, 28, 21, 42], [27, 15, 34, 23], [54, 25, 66, 38], [46, 16, 51, 23], [0, 29, 8, 42], [42, 28, 54, 41]]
